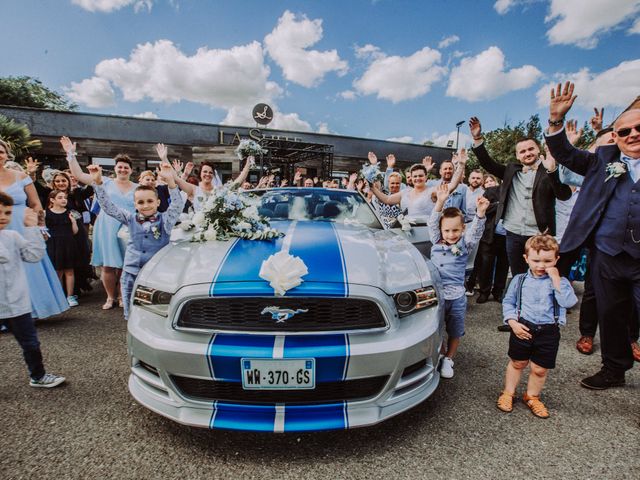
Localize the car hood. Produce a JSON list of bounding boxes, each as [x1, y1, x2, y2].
[[139, 220, 432, 295]]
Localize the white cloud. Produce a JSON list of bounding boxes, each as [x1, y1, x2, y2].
[[65, 76, 116, 108], [352, 46, 447, 103], [631, 17, 640, 33], [222, 106, 312, 132], [545, 0, 640, 48], [69, 40, 281, 111], [536, 59, 640, 110], [71, 0, 152, 13], [446, 46, 541, 102], [355, 44, 384, 60], [264, 10, 348, 87], [427, 131, 473, 148], [133, 111, 158, 119], [386, 136, 414, 143], [494, 0, 516, 15], [316, 122, 331, 134], [339, 90, 357, 100], [438, 35, 460, 49]]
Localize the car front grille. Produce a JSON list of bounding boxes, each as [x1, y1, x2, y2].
[[170, 375, 389, 404], [176, 297, 387, 332]]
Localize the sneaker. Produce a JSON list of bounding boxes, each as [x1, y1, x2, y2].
[[440, 357, 454, 378], [465, 289, 474, 297], [580, 368, 625, 390], [576, 336, 594, 355], [476, 294, 489, 304], [522, 393, 550, 419], [30, 373, 66, 388], [67, 295, 79, 307]]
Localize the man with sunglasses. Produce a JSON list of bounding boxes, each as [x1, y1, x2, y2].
[[545, 81, 640, 390]]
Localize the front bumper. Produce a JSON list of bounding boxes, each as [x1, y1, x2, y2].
[[127, 290, 444, 432]]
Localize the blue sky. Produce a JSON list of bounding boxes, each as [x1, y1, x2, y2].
[[3, 0, 639, 146]]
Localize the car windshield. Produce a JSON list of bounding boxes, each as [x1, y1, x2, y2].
[[245, 188, 384, 229]]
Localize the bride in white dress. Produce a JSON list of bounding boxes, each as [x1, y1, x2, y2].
[[371, 150, 467, 217]]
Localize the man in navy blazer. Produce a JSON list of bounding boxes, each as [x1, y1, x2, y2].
[[545, 81, 640, 390]]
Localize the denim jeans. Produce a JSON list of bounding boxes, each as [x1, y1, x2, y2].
[[6, 312, 45, 380]]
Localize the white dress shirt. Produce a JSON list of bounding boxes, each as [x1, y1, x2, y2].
[[0, 227, 46, 319]]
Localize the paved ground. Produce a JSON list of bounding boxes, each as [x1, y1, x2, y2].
[[1, 283, 638, 480]]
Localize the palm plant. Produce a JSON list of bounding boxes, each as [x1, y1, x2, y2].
[[0, 114, 41, 160]]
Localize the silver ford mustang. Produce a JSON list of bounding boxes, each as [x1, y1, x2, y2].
[[127, 188, 445, 432]]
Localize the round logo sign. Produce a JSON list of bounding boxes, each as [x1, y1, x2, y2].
[[252, 103, 274, 125]]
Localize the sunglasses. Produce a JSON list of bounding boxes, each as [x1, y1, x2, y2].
[[616, 124, 640, 138]]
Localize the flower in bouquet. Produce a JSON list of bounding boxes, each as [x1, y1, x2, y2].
[[151, 225, 161, 240], [360, 163, 385, 185], [450, 244, 462, 256], [190, 183, 283, 243], [235, 139, 268, 160]]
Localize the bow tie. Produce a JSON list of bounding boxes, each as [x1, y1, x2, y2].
[[136, 214, 158, 224], [522, 164, 538, 173]]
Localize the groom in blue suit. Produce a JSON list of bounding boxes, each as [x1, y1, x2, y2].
[[545, 81, 640, 389]]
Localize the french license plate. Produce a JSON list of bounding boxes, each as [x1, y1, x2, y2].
[[241, 358, 315, 390]]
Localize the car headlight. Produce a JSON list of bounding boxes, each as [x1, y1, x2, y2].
[[393, 287, 437, 316], [133, 285, 172, 316]]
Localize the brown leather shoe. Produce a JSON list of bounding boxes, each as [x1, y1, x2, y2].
[[631, 341, 640, 362], [576, 336, 594, 355]]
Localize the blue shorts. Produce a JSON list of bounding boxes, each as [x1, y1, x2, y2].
[[444, 295, 466, 338]]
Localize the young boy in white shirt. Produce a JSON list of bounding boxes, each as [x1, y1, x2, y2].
[[0, 191, 65, 387]]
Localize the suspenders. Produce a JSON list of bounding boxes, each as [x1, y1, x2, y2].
[[515, 273, 560, 324]]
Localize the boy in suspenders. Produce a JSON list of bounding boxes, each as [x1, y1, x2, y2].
[[497, 235, 577, 418]]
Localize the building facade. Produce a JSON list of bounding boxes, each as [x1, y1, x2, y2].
[[1, 106, 454, 184]]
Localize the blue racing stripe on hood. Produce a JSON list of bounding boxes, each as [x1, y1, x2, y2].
[[284, 222, 347, 297], [209, 220, 348, 297]]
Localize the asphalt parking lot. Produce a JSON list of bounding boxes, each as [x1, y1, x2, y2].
[[1, 283, 638, 480]]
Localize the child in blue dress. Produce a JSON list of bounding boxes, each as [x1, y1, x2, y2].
[[88, 162, 184, 319], [428, 184, 489, 378]]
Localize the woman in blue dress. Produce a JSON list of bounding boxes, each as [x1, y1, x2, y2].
[[0, 139, 69, 319], [61, 137, 137, 310]]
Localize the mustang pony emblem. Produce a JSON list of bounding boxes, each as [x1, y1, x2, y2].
[[261, 306, 309, 323]]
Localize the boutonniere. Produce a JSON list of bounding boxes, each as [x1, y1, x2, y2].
[[450, 244, 462, 256], [605, 161, 627, 182], [151, 225, 161, 240]]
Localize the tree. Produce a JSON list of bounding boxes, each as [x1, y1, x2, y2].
[[0, 114, 41, 160], [0, 76, 76, 111]]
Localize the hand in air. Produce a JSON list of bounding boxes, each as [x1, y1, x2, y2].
[[86, 164, 103, 185], [60, 136, 76, 155], [476, 196, 490, 217]]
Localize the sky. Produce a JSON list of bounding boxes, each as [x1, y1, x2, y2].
[[2, 0, 639, 148]]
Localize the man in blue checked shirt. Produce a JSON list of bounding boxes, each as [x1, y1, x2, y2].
[[497, 234, 577, 419]]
